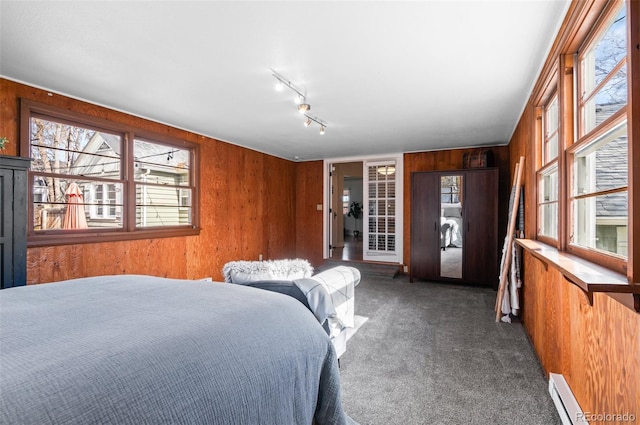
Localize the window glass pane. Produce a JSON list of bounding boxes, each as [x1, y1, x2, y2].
[[580, 4, 627, 136], [582, 65, 627, 134], [573, 122, 627, 197], [540, 166, 559, 203], [368, 183, 376, 198], [546, 96, 559, 135], [440, 175, 461, 203], [30, 117, 121, 179], [539, 203, 558, 239], [538, 165, 558, 239], [388, 181, 396, 198], [545, 133, 559, 162], [136, 184, 192, 227], [543, 94, 559, 163], [377, 182, 386, 198], [572, 192, 627, 257], [584, 7, 627, 91], [387, 235, 396, 251], [33, 178, 123, 231], [134, 139, 191, 186]]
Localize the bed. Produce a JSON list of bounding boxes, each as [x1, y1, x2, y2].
[[0, 275, 359, 425], [441, 202, 463, 248]]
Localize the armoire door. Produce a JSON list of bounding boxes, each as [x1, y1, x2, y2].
[[410, 172, 440, 281], [463, 168, 498, 285]]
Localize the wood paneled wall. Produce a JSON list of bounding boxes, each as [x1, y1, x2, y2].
[[0, 79, 297, 283], [521, 251, 640, 420], [294, 160, 324, 266], [509, 99, 640, 419], [403, 146, 511, 278]]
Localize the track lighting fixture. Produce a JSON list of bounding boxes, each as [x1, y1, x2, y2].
[[271, 68, 328, 134]]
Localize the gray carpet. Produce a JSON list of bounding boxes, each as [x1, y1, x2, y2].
[[339, 275, 561, 425]]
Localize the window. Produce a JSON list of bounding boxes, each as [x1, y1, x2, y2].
[[342, 189, 350, 215], [532, 0, 631, 272], [543, 94, 559, 164], [578, 6, 627, 136], [91, 183, 120, 220], [538, 164, 559, 240], [570, 119, 628, 258], [440, 175, 461, 204], [21, 100, 199, 246], [570, 2, 628, 263], [537, 92, 559, 241]]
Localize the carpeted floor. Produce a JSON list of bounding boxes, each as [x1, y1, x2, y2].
[[339, 274, 561, 425]]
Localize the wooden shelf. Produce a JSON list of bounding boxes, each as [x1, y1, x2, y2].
[[516, 239, 640, 312]]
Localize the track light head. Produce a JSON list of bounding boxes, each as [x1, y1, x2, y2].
[[304, 118, 312, 127], [298, 103, 310, 114], [320, 126, 325, 135], [275, 79, 284, 91]]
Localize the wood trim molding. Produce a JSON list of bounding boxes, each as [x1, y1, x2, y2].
[[627, 0, 640, 283]]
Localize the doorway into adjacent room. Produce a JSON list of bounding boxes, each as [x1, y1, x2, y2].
[[324, 154, 403, 266], [331, 162, 363, 261]]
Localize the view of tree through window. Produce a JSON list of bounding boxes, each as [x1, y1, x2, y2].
[[571, 2, 628, 260], [23, 100, 198, 243], [30, 117, 124, 231]]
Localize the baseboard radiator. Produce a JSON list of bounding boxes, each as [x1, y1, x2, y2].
[[548, 373, 587, 424]]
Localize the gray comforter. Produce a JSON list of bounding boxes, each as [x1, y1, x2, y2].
[[0, 275, 358, 425]]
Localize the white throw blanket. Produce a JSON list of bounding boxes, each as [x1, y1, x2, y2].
[[293, 266, 361, 336]]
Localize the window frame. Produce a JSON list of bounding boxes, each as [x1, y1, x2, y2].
[[566, 0, 628, 272], [532, 0, 630, 274], [534, 66, 561, 247], [566, 111, 628, 271], [20, 99, 200, 247]]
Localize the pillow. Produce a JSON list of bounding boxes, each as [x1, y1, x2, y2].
[[442, 206, 461, 218], [222, 259, 313, 283], [228, 270, 272, 284]]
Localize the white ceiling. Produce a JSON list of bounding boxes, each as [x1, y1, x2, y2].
[[0, 1, 569, 162]]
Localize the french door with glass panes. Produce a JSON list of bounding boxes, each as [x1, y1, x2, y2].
[[363, 160, 400, 263]]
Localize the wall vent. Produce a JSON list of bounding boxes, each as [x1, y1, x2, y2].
[[548, 373, 587, 424]]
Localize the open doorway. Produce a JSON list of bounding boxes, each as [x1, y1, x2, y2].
[[324, 154, 403, 265], [331, 162, 363, 261]]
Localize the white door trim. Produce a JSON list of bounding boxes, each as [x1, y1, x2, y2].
[[323, 153, 403, 264]]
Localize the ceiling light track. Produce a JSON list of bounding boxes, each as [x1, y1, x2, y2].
[[303, 114, 327, 135], [271, 69, 306, 102], [271, 68, 328, 135]]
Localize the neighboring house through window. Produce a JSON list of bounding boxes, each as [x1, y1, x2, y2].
[[570, 2, 628, 262], [21, 99, 200, 246]]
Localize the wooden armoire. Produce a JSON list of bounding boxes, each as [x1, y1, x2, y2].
[[1, 155, 30, 289], [410, 168, 498, 286]]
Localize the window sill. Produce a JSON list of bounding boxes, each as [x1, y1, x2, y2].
[[515, 239, 640, 313], [28, 227, 201, 248]]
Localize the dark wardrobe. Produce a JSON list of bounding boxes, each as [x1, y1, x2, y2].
[[410, 168, 498, 286]]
